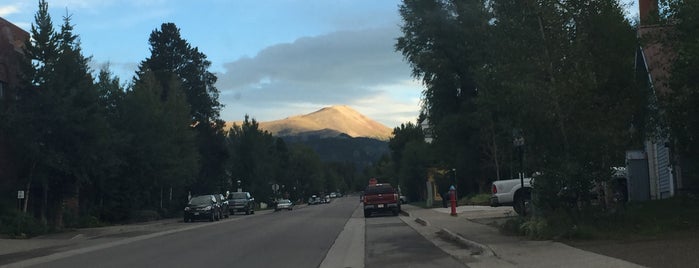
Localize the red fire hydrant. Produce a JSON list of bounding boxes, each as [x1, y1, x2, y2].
[[449, 185, 457, 216]]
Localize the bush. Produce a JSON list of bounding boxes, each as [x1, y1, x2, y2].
[[0, 210, 47, 238]]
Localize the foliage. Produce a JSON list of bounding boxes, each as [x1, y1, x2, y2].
[[395, 0, 642, 215], [657, 0, 699, 189], [501, 194, 699, 240], [139, 22, 230, 197]]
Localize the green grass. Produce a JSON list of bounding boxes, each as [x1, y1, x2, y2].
[[500, 194, 699, 241]]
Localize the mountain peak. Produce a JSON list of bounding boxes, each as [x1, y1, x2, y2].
[[228, 105, 393, 140]]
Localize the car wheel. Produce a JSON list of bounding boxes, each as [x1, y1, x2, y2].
[[183, 217, 188, 223], [251, 208, 255, 214], [364, 210, 371, 218], [392, 209, 399, 216]]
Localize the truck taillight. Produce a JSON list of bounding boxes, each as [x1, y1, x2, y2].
[[492, 184, 497, 194]]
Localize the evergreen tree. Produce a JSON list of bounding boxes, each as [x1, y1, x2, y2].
[[138, 23, 228, 195]]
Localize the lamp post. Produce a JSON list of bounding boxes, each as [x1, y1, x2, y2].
[[513, 129, 525, 188], [421, 118, 434, 207], [452, 168, 457, 207], [237, 179, 242, 192]]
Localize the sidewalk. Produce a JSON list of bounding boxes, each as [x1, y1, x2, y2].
[[399, 205, 646, 268]]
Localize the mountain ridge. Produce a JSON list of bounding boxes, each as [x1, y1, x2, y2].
[[226, 105, 393, 140]]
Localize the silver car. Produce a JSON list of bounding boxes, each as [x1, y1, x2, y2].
[[275, 199, 294, 211]]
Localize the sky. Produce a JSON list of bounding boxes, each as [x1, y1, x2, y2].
[[1, 0, 423, 128], [1, 0, 640, 128]]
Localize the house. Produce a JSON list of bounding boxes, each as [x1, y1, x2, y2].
[[632, 0, 684, 200], [0, 17, 29, 189]]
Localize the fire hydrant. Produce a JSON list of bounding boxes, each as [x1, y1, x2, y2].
[[449, 185, 457, 216]]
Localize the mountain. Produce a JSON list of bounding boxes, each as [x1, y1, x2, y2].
[[227, 105, 393, 140], [226, 105, 391, 169]]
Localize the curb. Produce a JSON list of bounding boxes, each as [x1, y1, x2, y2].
[[437, 228, 495, 257], [415, 217, 429, 226], [399, 210, 410, 217]]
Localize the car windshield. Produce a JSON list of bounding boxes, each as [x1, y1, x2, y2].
[[188, 196, 211, 205], [230, 192, 248, 199], [279, 199, 291, 204]]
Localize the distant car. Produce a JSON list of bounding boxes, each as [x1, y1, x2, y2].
[[184, 195, 218, 222], [400, 195, 408, 204], [275, 199, 294, 211], [329, 192, 337, 198], [308, 195, 320, 205], [229, 191, 255, 215], [323, 195, 331, 204], [214, 194, 229, 219]]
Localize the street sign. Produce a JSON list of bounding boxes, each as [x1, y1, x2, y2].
[[17, 191, 24, 199]]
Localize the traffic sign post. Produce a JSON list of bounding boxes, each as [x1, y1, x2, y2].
[[17, 190, 25, 211]]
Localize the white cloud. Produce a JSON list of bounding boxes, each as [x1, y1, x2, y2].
[[0, 5, 20, 16], [217, 27, 424, 127]]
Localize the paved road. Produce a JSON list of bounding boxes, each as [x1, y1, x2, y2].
[[4, 197, 469, 268], [21, 198, 358, 268]]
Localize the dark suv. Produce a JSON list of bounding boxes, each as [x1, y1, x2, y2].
[[184, 195, 219, 222], [228, 192, 255, 215]]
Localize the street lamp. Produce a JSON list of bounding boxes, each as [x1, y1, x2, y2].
[[452, 168, 457, 203], [513, 129, 525, 188], [237, 179, 242, 192]]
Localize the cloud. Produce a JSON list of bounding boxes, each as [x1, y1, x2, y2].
[[217, 27, 423, 127], [0, 5, 19, 16]]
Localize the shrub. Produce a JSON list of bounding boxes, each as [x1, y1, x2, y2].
[[0, 211, 47, 238]]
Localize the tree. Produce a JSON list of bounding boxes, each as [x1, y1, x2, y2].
[[396, 0, 491, 197], [396, 0, 641, 213], [657, 0, 699, 189], [118, 70, 199, 216], [12, 1, 112, 227], [139, 23, 228, 196]]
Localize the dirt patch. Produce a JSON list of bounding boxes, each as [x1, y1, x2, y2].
[[565, 230, 699, 268]]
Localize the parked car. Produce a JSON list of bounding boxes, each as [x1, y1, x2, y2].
[[215, 194, 229, 219], [229, 191, 255, 215], [184, 195, 218, 222], [275, 199, 294, 211], [308, 195, 320, 205]]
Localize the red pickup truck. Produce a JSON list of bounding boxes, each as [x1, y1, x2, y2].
[[362, 183, 401, 217]]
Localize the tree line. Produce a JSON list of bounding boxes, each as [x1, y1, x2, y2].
[[0, 1, 356, 235], [382, 0, 698, 217]]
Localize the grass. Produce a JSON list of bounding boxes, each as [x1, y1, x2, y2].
[[500, 194, 699, 241]]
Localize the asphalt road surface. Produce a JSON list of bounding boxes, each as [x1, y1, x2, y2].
[[10, 197, 464, 268], [365, 213, 466, 268]]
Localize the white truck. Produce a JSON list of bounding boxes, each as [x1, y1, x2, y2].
[[491, 169, 629, 216], [490, 177, 533, 216]]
